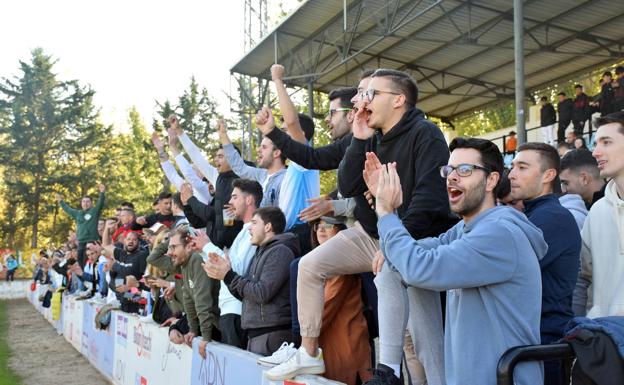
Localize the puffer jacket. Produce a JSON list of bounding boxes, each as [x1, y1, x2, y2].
[[224, 233, 299, 331]]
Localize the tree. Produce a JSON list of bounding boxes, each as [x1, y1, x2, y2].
[[0, 48, 109, 248]]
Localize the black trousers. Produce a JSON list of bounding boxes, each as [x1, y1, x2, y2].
[[558, 119, 571, 143], [77, 242, 88, 268], [219, 313, 247, 349], [572, 119, 587, 136]]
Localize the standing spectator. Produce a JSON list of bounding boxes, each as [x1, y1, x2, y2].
[[573, 112, 624, 318], [592, 71, 615, 117], [172, 115, 243, 249], [195, 179, 263, 349], [505, 131, 517, 154], [168, 226, 221, 359], [572, 84, 592, 136], [509, 142, 581, 385], [56, 183, 106, 267], [613, 66, 624, 112], [267, 69, 455, 383], [205, 207, 297, 356], [370, 138, 545, 385], [540, 96, 557, 145], [557, 92, 574, 143], [5, 255, 18, 281], [560, 149, 606, 210], [136, 192, 176, 228]]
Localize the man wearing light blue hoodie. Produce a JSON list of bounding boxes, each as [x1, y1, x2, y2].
[[369, 138, 546, 385]]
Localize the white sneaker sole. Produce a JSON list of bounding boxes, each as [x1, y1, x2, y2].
[[265, 365, 325, 381], [257, 360, 278, 367]]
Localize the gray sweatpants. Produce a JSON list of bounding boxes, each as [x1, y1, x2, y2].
[[375, 262, 446, 385]]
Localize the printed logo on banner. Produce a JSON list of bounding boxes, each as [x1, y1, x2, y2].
[[116, 314, 128, 347], [198, 351, 226, 385], [133, 322, 153, 359], [161, 341, 182, 371], [135, 373, 148, 385]]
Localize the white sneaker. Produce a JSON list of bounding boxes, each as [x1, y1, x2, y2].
[[257, 342, 297, 366], [265, 346, 325, 380]]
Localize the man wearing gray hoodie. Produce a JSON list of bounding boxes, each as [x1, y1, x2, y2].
[[370, 138, 546, 385]]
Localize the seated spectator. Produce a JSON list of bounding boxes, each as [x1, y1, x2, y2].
[[560, 149, 606, 209], [167, 226, 221, 359], [204, 207, 297, 356], [574, 112, 624, 318], [372, 138, 545, 384]]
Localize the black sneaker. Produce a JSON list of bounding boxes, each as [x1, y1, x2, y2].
[[364, 363, 403, 385]]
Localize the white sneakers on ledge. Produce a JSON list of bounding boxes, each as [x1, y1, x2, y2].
[[257, 342, 298, 366], [264, 346, 325, 381]]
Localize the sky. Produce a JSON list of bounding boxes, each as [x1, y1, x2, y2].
[[0, 0, 293, 131]]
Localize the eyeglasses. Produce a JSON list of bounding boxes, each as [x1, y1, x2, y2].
[[362, 89, 401, 103], [439, 164, 491, 178], [313, 223, 336, 232], [325, 107, 352, 118]]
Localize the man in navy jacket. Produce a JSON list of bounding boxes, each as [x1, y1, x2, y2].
[[509, 142, 581, 385]]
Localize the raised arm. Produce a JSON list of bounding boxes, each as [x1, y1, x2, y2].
[[93, 184, 106, 214], [170, 115, 219, 186], [174, 153, 212, 205], [271, 64, 306, 144], [218, 121, 267, 182], [152, 131, 184, 190]]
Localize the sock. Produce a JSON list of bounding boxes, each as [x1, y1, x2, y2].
[[383, 363, 401, 377]]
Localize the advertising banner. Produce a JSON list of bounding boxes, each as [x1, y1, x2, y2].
[[82, 301, 115, 378]]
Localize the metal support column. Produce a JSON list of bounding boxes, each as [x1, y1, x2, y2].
[[308, 80, 315, 119], [514, 0, 526, 144]]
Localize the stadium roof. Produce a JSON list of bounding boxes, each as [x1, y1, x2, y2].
[[231, 0, 624, 120]]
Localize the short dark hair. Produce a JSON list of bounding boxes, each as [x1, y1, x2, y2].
[[540, 96, 548, 102], [449, 137, 504, 195], [557, 142, 573, 150], [158, 192, 172, 201], [616, 66, 624, 75], [298, 113, 315, 142], [359, 69, 376, 80], [557, 92, 566, 97], [82, 196, 92, 202], [372, 69, 418, 107], [595, 111, 624, 135], [120, 201, 135, 210], [232, 178, 263, 208], [560, 149, 599, 177], [328, 87, 357, 109], [603, 71, 612, 78], [517, 142, 561, 189], [120, 208, 135, 216], [172, 192, 183, 209], [253, 206, 286, 234], [574, 84, 583, 89], [219, 143, 242, 156]]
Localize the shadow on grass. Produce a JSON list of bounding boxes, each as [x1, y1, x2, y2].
[[0, 301, 22, 385]]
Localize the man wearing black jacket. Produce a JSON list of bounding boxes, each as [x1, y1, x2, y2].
[[540, 96, 557, 145], [266, 69, 455, 383], [557, 92, 574, 143], [572, 84, 592, 136]]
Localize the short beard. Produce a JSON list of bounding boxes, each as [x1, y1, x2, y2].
[[454, 178, 487, 218]]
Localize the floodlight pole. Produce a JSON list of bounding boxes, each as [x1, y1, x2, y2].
[[308, 80, 314, 120], [514, 0, 526, 144]]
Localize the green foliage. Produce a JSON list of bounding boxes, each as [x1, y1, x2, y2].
[[0, 301, 22, 385]]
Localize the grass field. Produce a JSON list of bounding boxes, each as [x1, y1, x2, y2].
[[0, 301, 22, 385]]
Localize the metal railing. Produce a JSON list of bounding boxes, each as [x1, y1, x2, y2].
[[496, 343, 575, 385]]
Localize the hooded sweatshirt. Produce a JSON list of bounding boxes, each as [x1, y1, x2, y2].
[[338, 107, 457, 239], [574, 180, 624, 318], [378, 206, 546, 385], [559, 194, 588, 231], [59, 192, 105, 243]]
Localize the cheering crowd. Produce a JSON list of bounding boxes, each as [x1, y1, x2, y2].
[[31, 64, 624, 385]]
